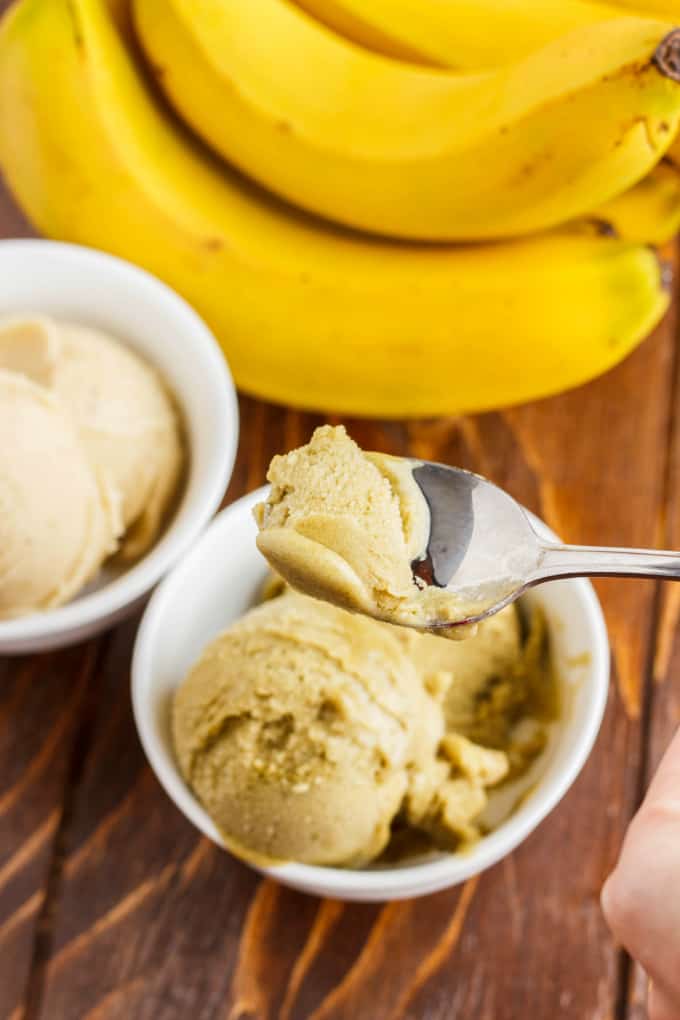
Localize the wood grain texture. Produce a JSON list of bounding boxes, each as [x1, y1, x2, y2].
[[0, 139, 678, 1018], [0, 642, 107, 1020]]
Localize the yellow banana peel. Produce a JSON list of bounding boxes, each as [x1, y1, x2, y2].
[[594, 160, 680, 242], [133, 0, 680, 241], [0, 0, 671, 417], [292, 0, 625, 70], [605, 0, 680, 14]]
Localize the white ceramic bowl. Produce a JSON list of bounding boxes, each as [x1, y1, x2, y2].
[[132, 486, 610, 902], [0, 240, 238, 654]]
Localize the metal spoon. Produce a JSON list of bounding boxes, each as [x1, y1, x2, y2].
[[410, 460, 680, 629]]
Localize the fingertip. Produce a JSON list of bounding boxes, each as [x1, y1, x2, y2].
[[600, 869, 616, 920], [600, 865, 634, 947]]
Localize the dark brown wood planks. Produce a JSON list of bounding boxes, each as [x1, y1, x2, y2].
[[0, 643, 108, 1020]]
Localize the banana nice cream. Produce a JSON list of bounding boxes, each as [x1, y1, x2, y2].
[[173, 427, 557, 868]]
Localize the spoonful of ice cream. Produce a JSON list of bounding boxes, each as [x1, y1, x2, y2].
[[255, 425, 680, 633]]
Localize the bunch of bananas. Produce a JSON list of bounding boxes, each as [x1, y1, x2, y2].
[[1, 0, 680, 414]]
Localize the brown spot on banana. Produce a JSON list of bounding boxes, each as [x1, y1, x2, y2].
[[584, 217, 619, 239], [65, 0, 84, 50]]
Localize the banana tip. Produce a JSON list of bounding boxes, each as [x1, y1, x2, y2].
[[653, 29, 680, 83]]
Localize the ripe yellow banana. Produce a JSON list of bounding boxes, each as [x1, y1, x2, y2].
[[594, 160, 680, 242], [0, 0, 670, 417], [133, 0, 680, 241], [292, 0, 623, 70], [605, 1, 680, 13], [667, 121, 680, 165]]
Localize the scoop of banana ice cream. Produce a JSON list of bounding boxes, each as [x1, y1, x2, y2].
[[254, 425, 469, 634], [173, 591, 505, 866], [0, 371, 121, 619], [0, 316, 183, 559]]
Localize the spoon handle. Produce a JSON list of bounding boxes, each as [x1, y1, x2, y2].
[[533, 543, 680, 582]]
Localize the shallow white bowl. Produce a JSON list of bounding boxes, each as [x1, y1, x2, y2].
[[132, 486, 610, 902], [0, 240, 239, 654]]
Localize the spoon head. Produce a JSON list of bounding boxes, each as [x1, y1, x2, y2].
[[409, 460, 543, 626]]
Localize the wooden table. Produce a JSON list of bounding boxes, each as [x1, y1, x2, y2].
[[2, 167, 680, 1020]]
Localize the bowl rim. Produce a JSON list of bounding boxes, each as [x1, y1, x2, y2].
[[0, 239, 239, 645], [132, 485, 610, 899]]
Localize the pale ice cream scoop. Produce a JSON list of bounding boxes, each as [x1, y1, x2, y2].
[[0, 316, 183, 559], [0, 371, 121, 619], [254, 425, 469, 636], [173, 591, 506, 867]]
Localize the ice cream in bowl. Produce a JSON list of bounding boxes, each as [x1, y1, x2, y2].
[[133, 474, 609, 901], [0, 316, 184, 615], [0, 240, 238, 653]]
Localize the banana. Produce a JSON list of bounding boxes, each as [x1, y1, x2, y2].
[[104, 0, 134, 40], [594, 160, 680, 242], [133, 0, 680, 242], [291, 0, 624, 70], [605, 1, 680, 13], [0, 0, 669, 417], [667, 122, 680, 164]]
